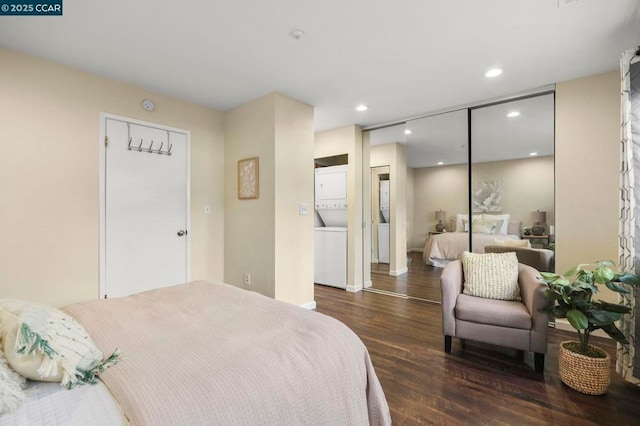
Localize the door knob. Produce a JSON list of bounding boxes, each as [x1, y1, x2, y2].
[[177, 230, 187, 237]]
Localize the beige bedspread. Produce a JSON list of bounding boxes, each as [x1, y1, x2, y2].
[[63, 281, 390, 426], [423, 232, 520, 267]]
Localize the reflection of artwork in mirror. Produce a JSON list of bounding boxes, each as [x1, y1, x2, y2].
[[472, 180, 502, 212]]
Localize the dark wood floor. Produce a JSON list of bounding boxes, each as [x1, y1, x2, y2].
[[314, 284, 640, 425], [370, 252, 443, 302]]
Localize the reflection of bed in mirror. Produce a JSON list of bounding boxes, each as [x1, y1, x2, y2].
[[423, 215, 522, 267]]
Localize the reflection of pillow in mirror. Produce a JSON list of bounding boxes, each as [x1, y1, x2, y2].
[[493, 239, 531, 248], [456, 214, 482, 232], [472, 217, 497, 234], [465, 218, 504, 233], [483, 214, 510, 234]]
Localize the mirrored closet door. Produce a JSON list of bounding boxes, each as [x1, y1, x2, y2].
[[363, 110, 469, 302], [470, 93, 555, 250], [362, 90, 555, 302]]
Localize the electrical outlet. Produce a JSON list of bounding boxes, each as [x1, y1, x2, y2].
[[299, 203, 308, 215], [244, 272, 251, 286]]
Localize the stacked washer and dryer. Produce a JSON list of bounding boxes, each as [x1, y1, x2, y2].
[[314, 165, 348, 289], [378, 179, 390, 264]]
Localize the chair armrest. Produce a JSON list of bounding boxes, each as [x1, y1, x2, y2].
[[440, 260, 464, 336], [518, 264, 551, 335], [485, 246, 555, 272]]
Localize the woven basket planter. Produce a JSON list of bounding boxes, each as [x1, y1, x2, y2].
[[558, 340, 610, 395]]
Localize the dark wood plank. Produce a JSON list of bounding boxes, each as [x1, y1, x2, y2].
[[314, 284, 640, 425], [370, 252, 442, 302]]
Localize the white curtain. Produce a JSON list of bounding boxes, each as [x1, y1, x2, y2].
[[617, 48, 640, 385]]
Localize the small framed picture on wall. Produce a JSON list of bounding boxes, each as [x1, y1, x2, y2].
[[238, 157, 259, 199]]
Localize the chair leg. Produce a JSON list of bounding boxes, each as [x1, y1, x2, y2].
[[534, 353, 545, 373], [444, 336, 452, 353]]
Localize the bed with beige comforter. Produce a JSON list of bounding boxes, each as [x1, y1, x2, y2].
[[423, 232, 520, 267], [63, 281, 391, 425]]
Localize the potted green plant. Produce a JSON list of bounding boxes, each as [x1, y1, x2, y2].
[[540, 261, 640, 395]]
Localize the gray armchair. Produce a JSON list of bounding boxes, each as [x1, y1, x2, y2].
[[484, 245, 555, 272], [440, 260, 551, 373]]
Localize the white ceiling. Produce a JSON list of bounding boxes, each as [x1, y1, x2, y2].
[[368, 94, 555, 168], [1, 0, 639, 131]]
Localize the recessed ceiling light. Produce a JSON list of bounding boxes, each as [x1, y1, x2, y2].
[[355, 105, 368, 112], [507, 111, 520, 118], [437, 161, 444, 165], [529, 152, 538, 156], [405, 129, 412, 135], [485, 68, 503, 78]]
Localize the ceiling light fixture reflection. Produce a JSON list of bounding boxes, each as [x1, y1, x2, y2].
[[529, 152, 538, 156], [437, 161, 444, 165], [404, 129, 412, 135], [485, 68, 503, 78], [355, 104, 368, 112], [507, 111, 521, 118]]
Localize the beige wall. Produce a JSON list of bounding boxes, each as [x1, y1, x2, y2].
[[410, 156, 554, 249], [472, 156, 555, 230], [224, 95, 277, 298], [556, 71, 619, 303], [411, 163, 469, 249], [273, 95, 315, 305], [315, 125, 364, 291], [224, 93, 314, 306], [0, 47, 224, 307]]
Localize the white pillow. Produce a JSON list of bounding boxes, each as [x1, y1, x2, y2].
[[461, 251, 521, 301], [0, 348, 26, 414], [472, 217, 497, 234], [483, 214, 510, 235], [0, 301, 120, 389], [492, 239, 531, 248]]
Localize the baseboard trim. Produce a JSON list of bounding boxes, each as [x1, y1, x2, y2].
[[407, 248, 424, 253], [300, 301, 317, 310], [554, 319, 609, 338], [346, 283, 363, 293], [364, 280, 372, 289], [390, 267, 408, 276]]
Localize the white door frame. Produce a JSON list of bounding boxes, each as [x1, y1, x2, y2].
[[99, 112, 191, 299]]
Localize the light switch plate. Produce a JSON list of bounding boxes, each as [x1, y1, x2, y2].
[[204, 204, 211, 215]]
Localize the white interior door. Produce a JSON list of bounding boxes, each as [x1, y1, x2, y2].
[[103, 118, 189, 298]]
